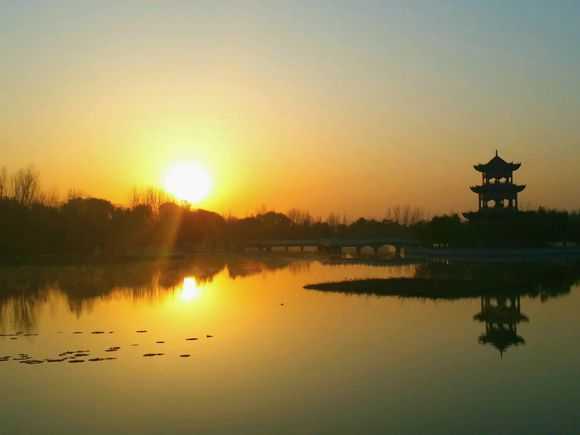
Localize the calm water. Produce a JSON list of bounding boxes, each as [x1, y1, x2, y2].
[[0, 254, 579, 434]]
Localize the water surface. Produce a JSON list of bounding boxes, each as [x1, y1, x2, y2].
[[1, 254, 578, 434]]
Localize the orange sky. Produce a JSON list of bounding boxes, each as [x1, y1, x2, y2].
[[1, 2, 578, 217]]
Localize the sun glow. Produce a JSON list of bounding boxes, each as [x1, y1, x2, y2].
[[163, 162, 212, 205], [178, 277, 202, 301]]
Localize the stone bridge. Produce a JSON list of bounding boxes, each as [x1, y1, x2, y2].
[[243, 238, 420, 256]]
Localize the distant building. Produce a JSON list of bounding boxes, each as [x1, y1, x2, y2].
[[465, 151, 526, 219]]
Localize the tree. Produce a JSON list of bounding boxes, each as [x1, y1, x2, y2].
[[287, 208, 312, 226], [0, 167, 7, 198], [129, 186, 172, 218], [10, 165, 40, 206]]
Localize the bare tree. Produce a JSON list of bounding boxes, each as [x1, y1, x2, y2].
[[10, 165, 41, 206], [327, 212, 346, 234], [38, 188, 60, 207], [385, 205, 426, 225], [129, 186, 172, 217], [401, 205, 411, 226], [255, 204, 268, 216], [66, 189, 86, 201], [0, 166, 7, 198], [327, 212, 340, 226], [129, 186, 141, 209], [287, 208, 312, 225]]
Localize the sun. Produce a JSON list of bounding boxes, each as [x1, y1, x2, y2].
[[163, 162, 212, 205]]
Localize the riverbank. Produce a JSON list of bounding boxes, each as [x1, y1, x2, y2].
[[0, 252, 188, 266], [405, 246, 580, 261], [2, 246, 580, 266]]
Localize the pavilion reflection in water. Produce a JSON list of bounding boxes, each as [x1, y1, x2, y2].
[[473, 295, 528, 356]]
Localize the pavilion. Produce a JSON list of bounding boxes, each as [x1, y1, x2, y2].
[[464, 151, 526, 219]]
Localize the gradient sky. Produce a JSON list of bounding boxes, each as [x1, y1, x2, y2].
[[1, 1, 578, 217]]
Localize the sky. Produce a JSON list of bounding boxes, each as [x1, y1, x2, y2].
[[1, 0, 578, 217]]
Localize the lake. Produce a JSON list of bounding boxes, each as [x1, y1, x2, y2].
[[1, 254, 579, 434]]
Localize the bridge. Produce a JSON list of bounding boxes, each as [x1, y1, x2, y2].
[[242, 238, 420, 256]]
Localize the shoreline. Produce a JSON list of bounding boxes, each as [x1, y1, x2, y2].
[[404, 246, 580, 261], [1, 246, 579, 266]]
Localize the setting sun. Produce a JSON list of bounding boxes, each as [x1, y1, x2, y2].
[[163, 162, 212, 205]]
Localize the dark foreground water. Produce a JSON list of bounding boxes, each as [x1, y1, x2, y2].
[[0, 254, 579, 434]]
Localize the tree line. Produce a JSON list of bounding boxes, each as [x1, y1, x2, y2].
[[0, 165, 578, 258], [416, 209, 580, 247]]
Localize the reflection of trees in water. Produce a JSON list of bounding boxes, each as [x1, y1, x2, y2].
[[225, 254, 311, 279], [0, 267, 53, 331], [308, 261, 580, 356], [397, 261, 578, 355], [2, 292, 49, 332], [414, 261, 580, 301], [437, 262, 579, 355], [0, 254, 311, 331]]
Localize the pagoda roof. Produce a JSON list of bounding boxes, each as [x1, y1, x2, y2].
[[474, 309, 529, 324], [470, 183, 526, 194], [478, 329, 525, 354], [474, 152, 521, 173]]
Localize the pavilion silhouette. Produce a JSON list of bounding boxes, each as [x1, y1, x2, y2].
[[464, 150, 526, 220]]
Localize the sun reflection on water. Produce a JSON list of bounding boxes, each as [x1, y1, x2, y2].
[[178, 277, 202, 302]]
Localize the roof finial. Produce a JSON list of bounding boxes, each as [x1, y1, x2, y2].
[[495, 149, 498, 157]]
